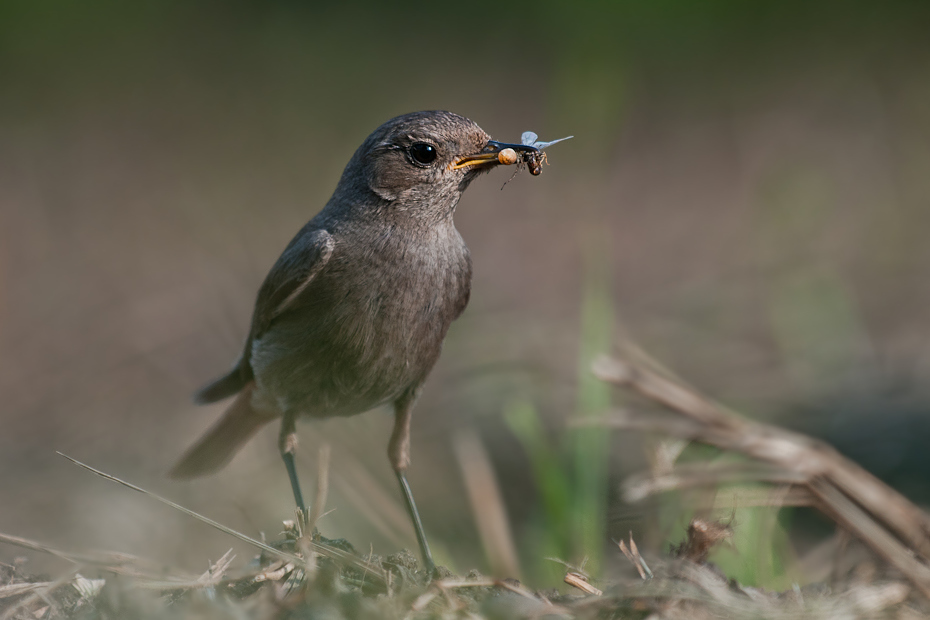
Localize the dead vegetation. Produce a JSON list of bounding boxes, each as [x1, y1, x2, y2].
[[4, 339, 930, 618], [588, 338, 930, 599], [1, 520, 923, 619]]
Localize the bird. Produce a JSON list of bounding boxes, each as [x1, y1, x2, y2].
[[169, 110, 541, 572]]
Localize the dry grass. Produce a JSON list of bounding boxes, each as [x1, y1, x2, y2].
[[4, 341, 930, 618], [587, 338, 930, 599], [2, 522, 923, 619]]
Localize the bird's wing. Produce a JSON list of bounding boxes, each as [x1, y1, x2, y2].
[[249, 228, 335, 342], [193, 229, 334, 404]]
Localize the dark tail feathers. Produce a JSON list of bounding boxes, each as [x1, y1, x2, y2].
[[170, 382, 274, 478], [194, 362, 251, 404]]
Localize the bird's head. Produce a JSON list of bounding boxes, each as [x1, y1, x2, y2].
[[331, 111, 533, 220]]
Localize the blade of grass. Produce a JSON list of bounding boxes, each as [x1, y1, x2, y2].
[[504, 399, 573, 566], [571, 232, 613, 575], [56, 452, 386, 585], [453, 428, 522, 580]]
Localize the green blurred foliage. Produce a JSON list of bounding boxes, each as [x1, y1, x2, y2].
[[710, 498, 799, 590], [504, 234, 612, 583]]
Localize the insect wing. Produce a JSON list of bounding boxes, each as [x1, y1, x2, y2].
[[533, 135, 574, 150], [521, 131, 539, 147]]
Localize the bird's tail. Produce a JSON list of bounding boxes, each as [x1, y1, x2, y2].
[[169, 382, 276, 478], [193, 361, 251, 405]]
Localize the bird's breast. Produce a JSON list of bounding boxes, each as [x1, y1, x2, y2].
[[250, 221, 471, 417], [334, 224, 471, 364]]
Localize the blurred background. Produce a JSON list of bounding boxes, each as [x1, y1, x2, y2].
[[2, 0, 930, 590]]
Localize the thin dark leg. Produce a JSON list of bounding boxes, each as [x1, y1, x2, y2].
[[396, 470, 435, 574], [283, 450, 305, 513], [279, 412, 306, 513], [390, 392, 436, 574]]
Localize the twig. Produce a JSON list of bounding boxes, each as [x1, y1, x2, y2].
[[0, 565, 81, 620], [433, 577, 540, 602], [0, 582, 51, 600], [617, 535, 653, 580], [623, 462, 810, 503], [628, 536, 653, 579], [595, 351, 930, 552], [808, 479, 930, 594], [589, 347, 930, 599], [0, 531, 140, 569], [195, 548, 236, 586], [453, 428, 522, 580], [617, 540, 643, 579], [565, 571, 602, 595]]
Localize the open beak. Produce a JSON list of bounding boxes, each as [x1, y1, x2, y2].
[[450, 140, 540, 171]]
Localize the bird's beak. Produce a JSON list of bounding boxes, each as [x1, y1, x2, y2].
[[450, 140, 540, 171]]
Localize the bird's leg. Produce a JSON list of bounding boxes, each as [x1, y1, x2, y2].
[[389, 395, 436, 574], [279, 412, 306, 518], [277, 414, 354, 552]]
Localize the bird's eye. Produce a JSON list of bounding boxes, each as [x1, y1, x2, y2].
[[409, 142, 437, 165]]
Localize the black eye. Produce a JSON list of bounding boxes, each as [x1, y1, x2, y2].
[[409, 142, 437, 165]]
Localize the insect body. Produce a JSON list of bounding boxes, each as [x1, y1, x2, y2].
[[520, 131, 573, 176], [526, 151, 545, 176]]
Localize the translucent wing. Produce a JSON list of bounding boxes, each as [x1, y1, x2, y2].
[[533, 135, 573, 150], [521, 131, 538, 146]]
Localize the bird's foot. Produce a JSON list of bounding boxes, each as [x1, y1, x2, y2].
[[427, 563, 450, 582]]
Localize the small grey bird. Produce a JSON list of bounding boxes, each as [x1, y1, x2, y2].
[[170, 111, 541, 571]]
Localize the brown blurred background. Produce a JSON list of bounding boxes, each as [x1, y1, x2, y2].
[[2, 0, 930, 586]]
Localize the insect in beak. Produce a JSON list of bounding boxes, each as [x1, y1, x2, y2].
[[450, 140, 540, 170]]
